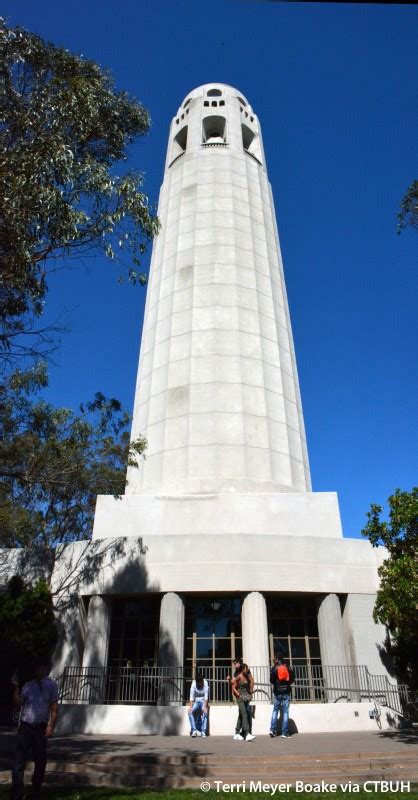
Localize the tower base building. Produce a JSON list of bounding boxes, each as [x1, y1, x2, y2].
[[1, 85, 406, 734]]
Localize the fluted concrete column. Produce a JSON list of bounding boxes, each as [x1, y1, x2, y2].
[[241, 592, 269, 701], [317, 593, 349, 702], [158, 592, 185, 668], [317, 593, 347, 666], [82, 595, 112, 669]]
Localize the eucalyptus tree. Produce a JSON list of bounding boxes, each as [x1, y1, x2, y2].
[[0, 18, 159, 361]]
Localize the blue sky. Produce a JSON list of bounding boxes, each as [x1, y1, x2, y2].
[[5, 1, 418, 539]]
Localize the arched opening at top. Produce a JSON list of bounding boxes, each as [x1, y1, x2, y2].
[[207, 88, 222, 96], [242, 123, 262, 164], [202, 115, 226, 144], [170, 125, 188, 163]]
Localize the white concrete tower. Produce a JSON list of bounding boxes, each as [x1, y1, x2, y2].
[[127, 83, 311, 497]]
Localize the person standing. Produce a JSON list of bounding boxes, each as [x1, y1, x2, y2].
[[188, 672, 209, 737], [11, 661, 59, 800], [269, 653, 294, 738], [231, 663, 255, 741]]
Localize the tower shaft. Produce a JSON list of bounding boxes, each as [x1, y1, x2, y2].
[[128, 84, 311, 496]]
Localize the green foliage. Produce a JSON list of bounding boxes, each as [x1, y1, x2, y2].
[[0, 574, 58, 670], [361, 488, 418, 688], [0, 19, 159, 357], [397, 179, 418, 233], [0, 363, 146, 547]]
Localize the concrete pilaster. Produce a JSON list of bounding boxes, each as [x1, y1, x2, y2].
[[82, 595, 112, 669], [158, 592, 185, 668], [241, 591, 269, 668], [317, 593, 348, 667]]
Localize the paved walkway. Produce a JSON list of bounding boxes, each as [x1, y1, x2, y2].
[[1, 726, 417, 760]]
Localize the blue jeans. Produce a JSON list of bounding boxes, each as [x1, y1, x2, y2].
[[188, 699, 208, 734], [270, 692, 290, 735]]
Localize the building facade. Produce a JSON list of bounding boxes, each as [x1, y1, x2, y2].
[[2, 84, 402, 734]]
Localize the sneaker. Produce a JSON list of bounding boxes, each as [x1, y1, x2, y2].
[[196, 731, 202, 736], [281, 732, 289, 738], [233, 733, 244, 740], [269, 730, 277, 738], [191, 730, 198, 737], [201, 732, 206, 737], [245, 733, 256, 741]]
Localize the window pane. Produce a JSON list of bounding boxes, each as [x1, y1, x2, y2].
[[196, 617, 212, 636], [290, 639, 306, 658], [309, 639, 321, 658], [140, 640, 156, 661], [108, 639, 120, 660], [122, 639, 137, 659], [109, 618, 123, 639], [307, 617, 319, 636], [273, 638, 289, 658], [288, 619, 305, 636], [214, 639, 231, 659], [213, 617, 230, 637], [124, 620, 139, 638], [233, 639, 242, 660], [196, 639, 214, 658], [141, 620, 157, 638], [271, 618, 288, 636]]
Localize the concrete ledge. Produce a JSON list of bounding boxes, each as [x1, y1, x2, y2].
[[56, 702, 403, 736], [92, 492, 343, 541]]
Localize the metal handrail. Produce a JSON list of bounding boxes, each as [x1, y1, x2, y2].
[[58, 664, 410, 716]]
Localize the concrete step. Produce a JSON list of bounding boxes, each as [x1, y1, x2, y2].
[[1, 748, 417, 789], [2, 748, 417, 768], [39, 769, 418, 789], [38, 755, 418, 777], [1, 769, 418, 790]]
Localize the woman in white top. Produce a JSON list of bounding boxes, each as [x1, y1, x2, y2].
[[188, 673, 209, 737]]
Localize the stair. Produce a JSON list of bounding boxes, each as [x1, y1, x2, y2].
[[1, 750, 417, 789]]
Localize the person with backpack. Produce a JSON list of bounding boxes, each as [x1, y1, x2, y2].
[[269, 653, 294, 738]]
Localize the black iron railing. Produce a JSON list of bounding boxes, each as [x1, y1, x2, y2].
[[58, 664, 410, 717]]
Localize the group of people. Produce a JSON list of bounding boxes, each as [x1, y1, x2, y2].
[[10, 652, 294, 797], [188, 653, 294, 741]]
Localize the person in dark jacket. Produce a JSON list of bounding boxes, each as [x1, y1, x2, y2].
[[269, 653, 294, 738]]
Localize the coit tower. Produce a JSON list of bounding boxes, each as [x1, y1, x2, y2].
[[56, 85, 390, 699], [127, 83, 311, 497]]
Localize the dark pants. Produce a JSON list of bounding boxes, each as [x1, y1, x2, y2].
[[11, 722, 48, 800]]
